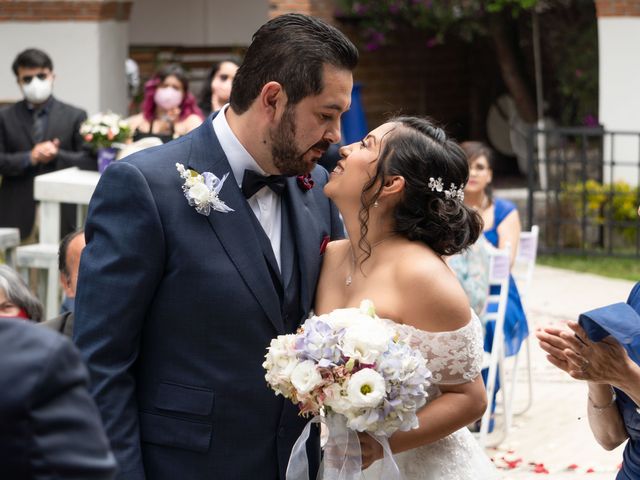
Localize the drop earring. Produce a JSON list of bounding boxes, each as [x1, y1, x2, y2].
[[373, 200, 379, 208]]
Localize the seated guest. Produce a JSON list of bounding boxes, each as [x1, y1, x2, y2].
[[0, 316, 116, 479], [198, 59, 240, 116], [0, 48, 96, 241], [461, 141, 528, 356], [41, 229, 85, 337], [448, 235, 491, 318], [0, 264, 43, 322], [127, 64, 203, 143]]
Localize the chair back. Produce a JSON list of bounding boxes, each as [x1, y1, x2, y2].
[[483, 245, 511, 328], [513, 225, 539, 305]]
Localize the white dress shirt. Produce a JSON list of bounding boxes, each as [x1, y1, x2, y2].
[[212, 106, 282, 270]]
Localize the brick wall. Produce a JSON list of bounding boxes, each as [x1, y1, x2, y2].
[[0, 0, 132, 21], [338, 26, 472, 138], [595, 0, 640, 16], [267, 0, 473, 138]]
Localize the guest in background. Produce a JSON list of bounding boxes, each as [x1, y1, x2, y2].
[[461, 141, 528, 357], [41, 229, 85, 337], [448, 235, 491, 319], [0, 48, 95, 241], [0, 316, 116, 479], [198, 59, 239, 116], [537, 282, 640, 480], [0, 264, 43, 322], [127, 63, 203, 144], [125, 57, 141, 115]]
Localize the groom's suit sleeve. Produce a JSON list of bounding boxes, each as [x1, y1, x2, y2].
[[74, 160, 166, 480]]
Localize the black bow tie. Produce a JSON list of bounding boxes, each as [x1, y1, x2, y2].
[[241, 170, 287, 198]]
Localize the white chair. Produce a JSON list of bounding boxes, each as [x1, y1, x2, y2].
[[508, 225, 539, 417], [0, 228, 20, 268], [15, 243, 60, 319], [478, 245, 511, 447]]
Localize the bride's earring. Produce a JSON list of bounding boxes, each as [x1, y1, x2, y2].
[[373, 200, 379, 208]]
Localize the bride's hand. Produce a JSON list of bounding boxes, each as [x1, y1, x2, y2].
[[358, 433, 383, 469]]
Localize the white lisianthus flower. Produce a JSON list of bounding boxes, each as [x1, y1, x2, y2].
[[290, 360, 323, 394], [346, 368, 386, 408], [188, 182, 211, 205]]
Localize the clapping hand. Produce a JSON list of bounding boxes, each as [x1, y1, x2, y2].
[[536, 321, 630, 386], [30, 138, 59, 165]]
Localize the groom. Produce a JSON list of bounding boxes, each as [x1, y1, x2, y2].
[[74, 13, 358, 480]]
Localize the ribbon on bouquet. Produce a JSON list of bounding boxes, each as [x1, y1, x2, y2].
[[286, 413, 401, 480]]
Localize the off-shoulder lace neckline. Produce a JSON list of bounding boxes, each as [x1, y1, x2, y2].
[[381, 312, 478, 337]]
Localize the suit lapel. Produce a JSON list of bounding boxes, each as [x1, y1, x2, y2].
[[16, 101, 34, 146], [284, 177, 321, 313], [187, 119, 284, 333], [43, 98, 60, 141]]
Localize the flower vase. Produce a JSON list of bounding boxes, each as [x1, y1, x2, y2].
[[97, 146, 117, 173]]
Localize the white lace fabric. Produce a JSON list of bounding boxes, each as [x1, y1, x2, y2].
[[385, 312, 484, 385]]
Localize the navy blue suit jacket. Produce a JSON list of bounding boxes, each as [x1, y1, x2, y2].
[[0, 317, 116, 479], [74, 118, 344, 479]]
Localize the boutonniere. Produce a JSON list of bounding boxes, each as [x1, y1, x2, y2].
[[176, 163, 234, 215], [296, 173, 314, 192]]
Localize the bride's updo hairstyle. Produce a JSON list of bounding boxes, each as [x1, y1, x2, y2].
[[360, 116, 483, 256]]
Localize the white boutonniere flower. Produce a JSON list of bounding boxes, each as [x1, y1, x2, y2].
[[176, 163, 234, 215]]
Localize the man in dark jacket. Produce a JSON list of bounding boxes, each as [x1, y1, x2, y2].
[[0, 48, 95, 240], [0, 317, 116, 479]]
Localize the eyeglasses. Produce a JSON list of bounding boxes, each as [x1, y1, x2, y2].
[[20, 73, 49, 84]]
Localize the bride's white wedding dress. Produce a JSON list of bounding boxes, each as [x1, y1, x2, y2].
[[363, 314, 499, 480]]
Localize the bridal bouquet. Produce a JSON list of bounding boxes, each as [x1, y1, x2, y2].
[[263, 300, 431, 479], [80, 111, 132, 150]]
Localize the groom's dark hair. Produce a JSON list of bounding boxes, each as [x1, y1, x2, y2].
[[230, 13, 358, 114]]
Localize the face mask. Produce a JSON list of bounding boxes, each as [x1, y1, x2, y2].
[[22, 77, 53, 104], [154, 87, 183, 110], [0, 307, 29, 320]]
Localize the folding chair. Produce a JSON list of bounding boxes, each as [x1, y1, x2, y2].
[[478, 245, 511, 447], [509, 225, 539, 416]]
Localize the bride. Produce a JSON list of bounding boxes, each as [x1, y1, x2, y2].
[[315, 116, 499, 479]]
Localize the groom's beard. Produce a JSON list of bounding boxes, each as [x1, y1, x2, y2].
[[271, 106, 329, 176]]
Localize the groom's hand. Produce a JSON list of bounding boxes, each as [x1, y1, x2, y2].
[[358, 433, 383, 469]]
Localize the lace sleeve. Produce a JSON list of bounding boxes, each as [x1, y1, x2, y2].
[[393, 314, 484, 385]]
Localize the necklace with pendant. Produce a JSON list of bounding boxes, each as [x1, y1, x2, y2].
[[345, 234, 397, 286]]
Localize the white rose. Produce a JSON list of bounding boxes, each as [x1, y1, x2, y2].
[[322, 307, 362, 330], [346, 368, 386, 408], [290, 360, 323, 395], [341, 321, 392, 364], [323, 383, 349, 415], [188, 182, 211, 205], [265, 335, 298, 378]]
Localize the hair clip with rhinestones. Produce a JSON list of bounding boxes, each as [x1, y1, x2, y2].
[[428, 177, 464, 202]]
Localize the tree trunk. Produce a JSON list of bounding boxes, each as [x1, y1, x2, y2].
[[489, 13, 538, 123]]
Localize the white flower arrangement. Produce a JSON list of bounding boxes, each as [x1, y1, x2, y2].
[[80, 111, 132, 150], [263, 299, 432, 437], [176, 163, 234, 215]]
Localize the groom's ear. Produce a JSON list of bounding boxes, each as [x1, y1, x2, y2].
[[259, 82, 285, 120]]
